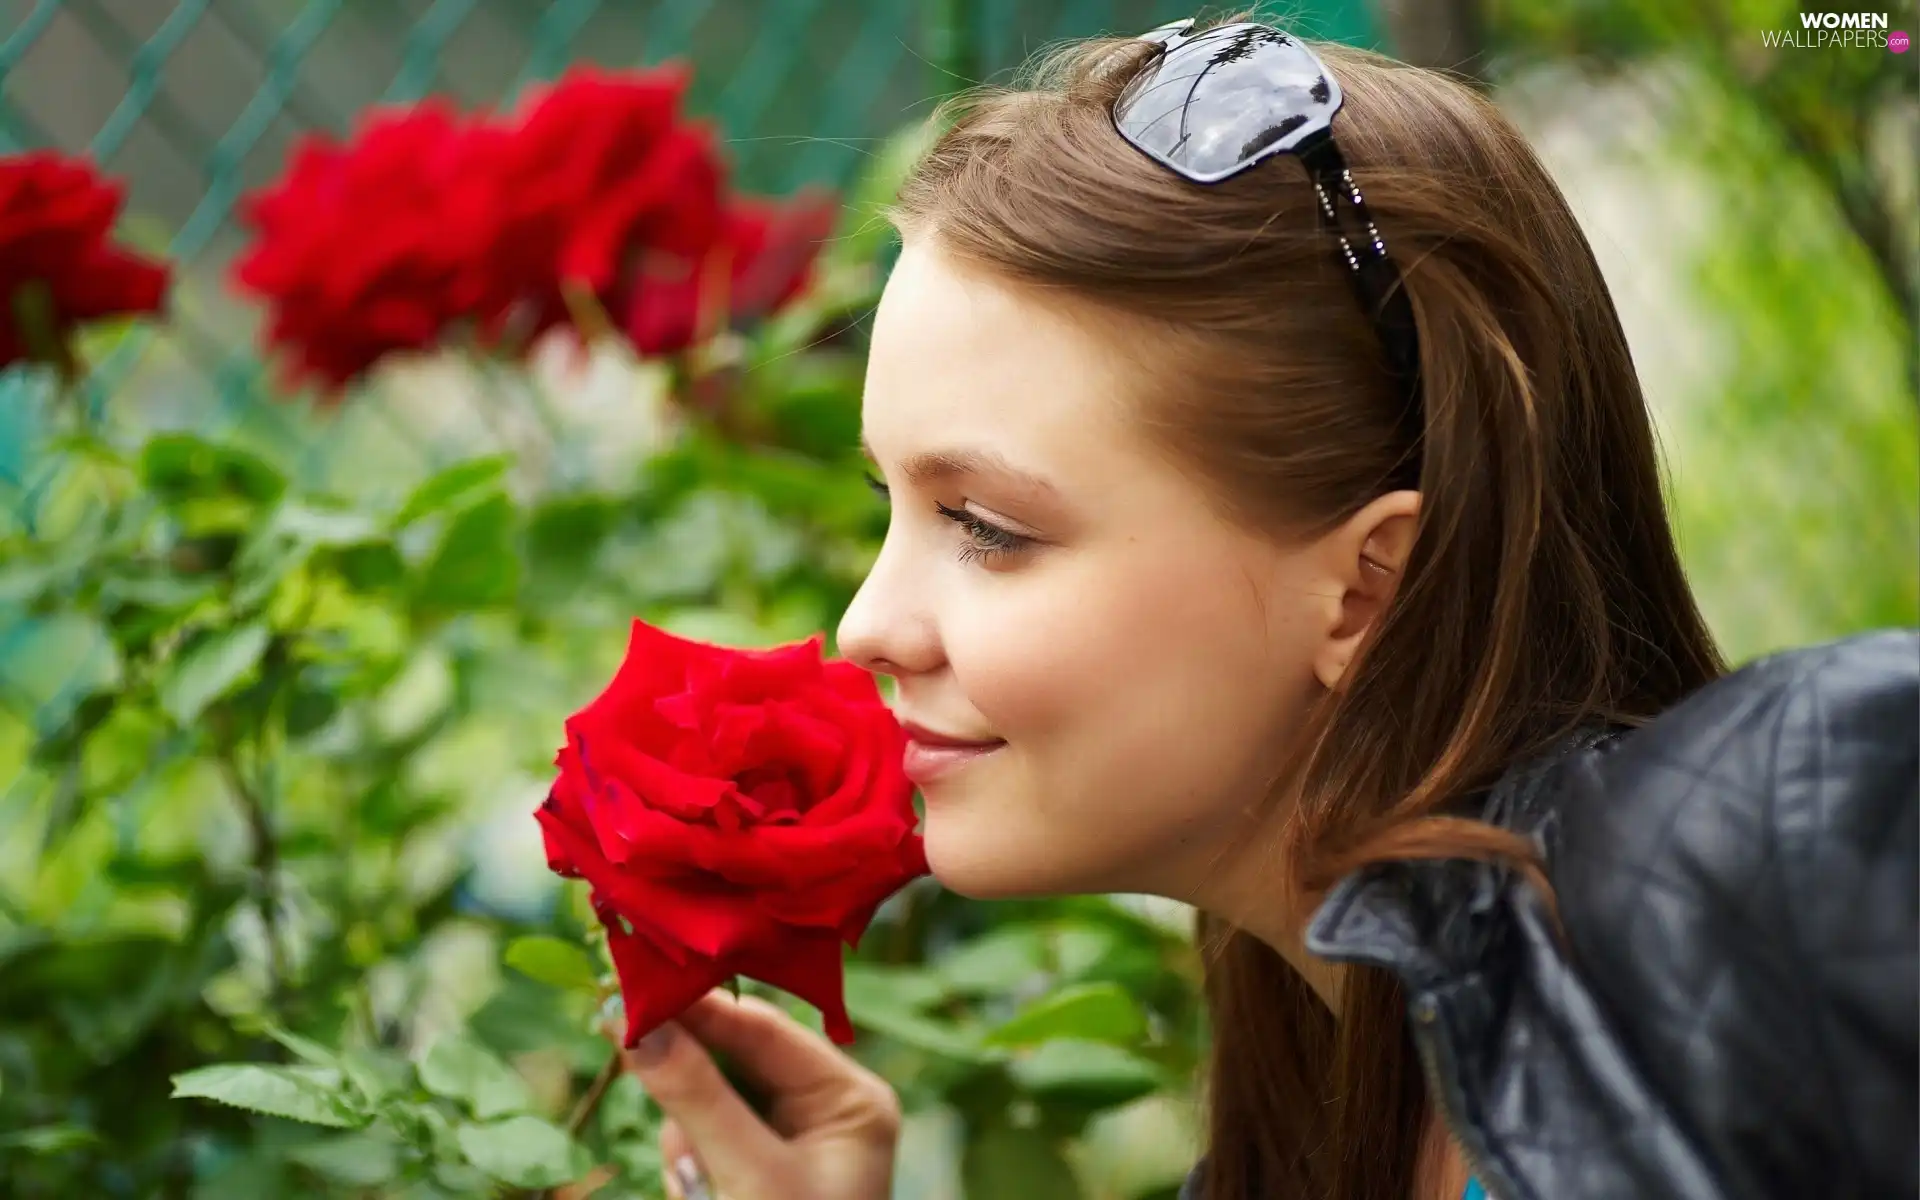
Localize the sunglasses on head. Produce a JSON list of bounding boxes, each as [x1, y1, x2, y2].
[[1111, 18, 1424, 448]]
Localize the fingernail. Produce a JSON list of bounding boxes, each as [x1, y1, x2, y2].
[[672, 1153, 713, 1200], [625, 1020, 677, 1067]]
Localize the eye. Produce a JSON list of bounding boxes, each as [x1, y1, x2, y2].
[[936, 501, 1032, 565], [864, 471, 890, 499]]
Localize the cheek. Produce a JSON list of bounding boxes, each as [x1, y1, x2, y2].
[[951, 544, 1319, 736], [938, 553, 1172, 738], [935, 542, 1324, 883]]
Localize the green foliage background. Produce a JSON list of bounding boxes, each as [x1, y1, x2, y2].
[[0, 1, 1913, 1197]]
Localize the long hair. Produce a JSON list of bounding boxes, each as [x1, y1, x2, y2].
[[888, 20, 1724, 1200]]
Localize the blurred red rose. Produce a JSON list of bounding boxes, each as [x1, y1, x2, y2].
[[234, 65, 840, 389], [721, 191, 840, 322], [497, 65, 836, 356], [0, 151, 168, 373], [621, 190, 840, 354], [537, 619, 926, 1047], [232, 103, 513, 391], [493, 67, 725, 336]]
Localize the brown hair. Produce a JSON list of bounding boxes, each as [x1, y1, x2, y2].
[[889, 18, 1725, 1200]]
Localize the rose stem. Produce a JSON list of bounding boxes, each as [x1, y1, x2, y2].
[[524, 1052, 625, 1200], [566, 1051, 624, 1138]]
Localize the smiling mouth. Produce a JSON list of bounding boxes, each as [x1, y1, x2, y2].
[[901, 733, 1005, 784]]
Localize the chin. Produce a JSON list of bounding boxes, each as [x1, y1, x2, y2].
[[922, 812, 1088, 900], [923, 817, 1043, 899]]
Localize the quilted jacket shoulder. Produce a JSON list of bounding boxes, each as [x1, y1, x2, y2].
[[1178, 630, 1919, 1200], [1547, 629, 1918, 1200]]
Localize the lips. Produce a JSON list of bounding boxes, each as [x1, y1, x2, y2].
[[899, 722, 1003, 749], [899, 722, 1005, 784]]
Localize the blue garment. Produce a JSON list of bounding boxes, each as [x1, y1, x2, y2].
[[1462, 1179, 1488, 1200]]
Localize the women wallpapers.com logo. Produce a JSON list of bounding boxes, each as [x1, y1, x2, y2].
[[1760, 11, 1909, 50]]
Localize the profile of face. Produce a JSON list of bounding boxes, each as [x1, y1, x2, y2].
[[837, 238, 1414, 907]]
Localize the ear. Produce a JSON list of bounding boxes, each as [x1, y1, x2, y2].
[[1313, 490, 1420, 691]]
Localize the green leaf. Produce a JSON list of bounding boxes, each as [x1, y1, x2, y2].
[[595, 1073, 655, 1138], [0, 1123, 103, 1154], [936, 926, 1050, 995], [157, 622, 271, 725], [0, 613, 122, 735], [393, 455, 512, 528], [746, 351, 865, 459], [368, 646, 455, 744], [610, 1136, 664, 1186], [0, 558, 80, 606], [413, 492, 520, 611], [842, 963, 950, 1013], [170, 1063, 366, 1129], [455, 1115, 591, 1188], [232, 501, 396, 611], [99, 572, 220, 614], [339, 1050, 411, 1106], [503, 936, 601, 994], [261, 1023, 339, 1069], [278, 502, 382, 547], [139, 432, 286, 507], [287, 1130, 402, 1186], [1049, 924, 1129, 980], [985, 982, 1148, 1049], [419, 1033, 532, 1120], [284, 673, 342, 737], [1007, 1039, 1165, 1109], [962, 1123, 1084, 1200], [324, 540, 406, 594], [843, 995, 1004, 1065], [525, 495, 617, 577], [173, 494, 258, 537]]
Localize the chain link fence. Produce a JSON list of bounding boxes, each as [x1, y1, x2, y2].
[[0, 0, 1374, 450]]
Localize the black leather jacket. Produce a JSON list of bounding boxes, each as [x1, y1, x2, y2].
[[1179, 630, 1919, 1200]]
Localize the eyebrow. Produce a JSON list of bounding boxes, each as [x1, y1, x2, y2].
[[859, 435, 1060, 500]]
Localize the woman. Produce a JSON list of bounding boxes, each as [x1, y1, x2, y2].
[[611, 17, 1919, 1200]]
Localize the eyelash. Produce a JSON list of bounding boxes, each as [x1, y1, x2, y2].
[[865, 471, 1032, 565]]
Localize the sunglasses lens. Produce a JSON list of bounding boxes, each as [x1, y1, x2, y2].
[[1112, 24, 1342, 182]]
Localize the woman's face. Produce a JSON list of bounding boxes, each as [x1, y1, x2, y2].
[[838, 239, 1387, 905]]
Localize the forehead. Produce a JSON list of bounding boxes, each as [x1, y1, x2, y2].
[[861, 241, 1147, 463]]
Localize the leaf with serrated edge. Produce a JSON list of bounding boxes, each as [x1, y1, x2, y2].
[[419, 1034, 531, 1120], [170, 1064, 366, 1129], [456, 1115, 590, 1188]]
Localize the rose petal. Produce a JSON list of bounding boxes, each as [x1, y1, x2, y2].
[[732, 926, 856, 1044], [603, 919, 731, 1048]]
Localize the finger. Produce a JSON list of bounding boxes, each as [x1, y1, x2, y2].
[[619, 1018, 784, 1194], [675, 990, 881, 1098], [658, 1120, 715, 1200]]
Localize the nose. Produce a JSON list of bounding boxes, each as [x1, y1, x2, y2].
[[836, 539, 941, 679]]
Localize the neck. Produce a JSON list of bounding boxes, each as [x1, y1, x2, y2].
[[1177, 837, 1349, 1013]]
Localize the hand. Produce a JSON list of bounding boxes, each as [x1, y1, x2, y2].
[[614, 988, 901, 1200]]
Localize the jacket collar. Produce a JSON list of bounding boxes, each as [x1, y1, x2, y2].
[[1302, 725, 1617, 980]]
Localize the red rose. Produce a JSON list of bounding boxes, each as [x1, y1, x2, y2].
[[0, 151, 168, 373], [621, 191, 839, 354], [720, 190, 839, 322], [495, 65, 835, 357], [232, 64, 841, 389], [537, 619, 926, 1047], [493, 67, 726, 341], [232, 103, 513, 391]]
